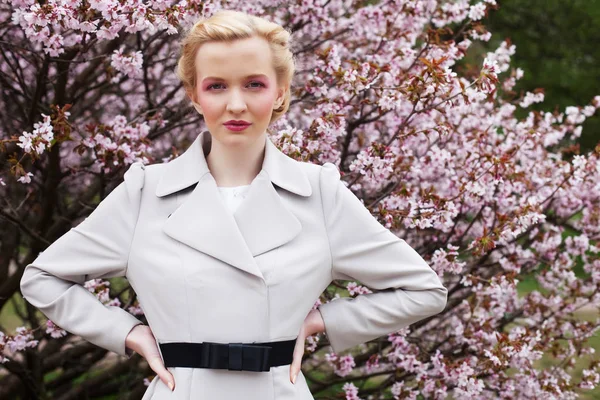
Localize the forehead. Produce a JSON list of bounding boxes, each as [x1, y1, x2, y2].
[[194, 36, 275, 80]]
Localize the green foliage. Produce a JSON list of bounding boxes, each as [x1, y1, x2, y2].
[[482, 0, 600, 152]]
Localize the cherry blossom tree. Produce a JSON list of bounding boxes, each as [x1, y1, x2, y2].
[[1, 0, 600, 399]]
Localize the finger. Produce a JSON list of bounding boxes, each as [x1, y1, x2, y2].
[[148, 356, 175, 391], [290, 337, 305, 384], [289, 358, 298, 383]]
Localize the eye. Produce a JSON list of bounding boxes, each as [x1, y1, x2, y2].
[[206, 83, 225, 90], [206, 81, 265, 90], [248, 81, 266, 88]]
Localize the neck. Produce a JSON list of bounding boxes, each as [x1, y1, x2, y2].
[[205, 134, 266, 187]]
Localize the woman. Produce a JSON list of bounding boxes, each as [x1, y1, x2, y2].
[[19, 10, 448, 400]]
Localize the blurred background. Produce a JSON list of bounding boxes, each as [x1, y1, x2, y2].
[[475, 2, 600, 398], [470, 0, 600, 153]]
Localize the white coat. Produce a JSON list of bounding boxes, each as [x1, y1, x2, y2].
[[20, 130, 447, 399]]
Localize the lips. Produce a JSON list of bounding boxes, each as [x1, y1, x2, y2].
[[223, 121, 252, 132], [224, 120, 251, 126]]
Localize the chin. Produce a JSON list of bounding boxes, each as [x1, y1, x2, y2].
[[213, 129, 257, 147], [225, 127, 265, 139]]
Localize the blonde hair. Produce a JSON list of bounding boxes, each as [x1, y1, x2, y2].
[[176, 10, 295, 125]]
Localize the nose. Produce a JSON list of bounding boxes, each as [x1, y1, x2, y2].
[[226, 88, 248, 114]]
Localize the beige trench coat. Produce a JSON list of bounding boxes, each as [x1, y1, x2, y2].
[[20, 130, 448, 399]]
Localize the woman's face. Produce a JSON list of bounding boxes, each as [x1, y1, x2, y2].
[[191, 36, 286, 148]]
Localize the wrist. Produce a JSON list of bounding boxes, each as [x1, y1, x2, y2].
[[306, 309, 325, 336], [125, 323, 144, 350]]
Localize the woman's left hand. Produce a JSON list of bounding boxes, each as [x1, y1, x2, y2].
[[290, 309, 325, 384]]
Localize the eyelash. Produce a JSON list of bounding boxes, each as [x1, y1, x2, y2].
[[206, 81, 266, 90]]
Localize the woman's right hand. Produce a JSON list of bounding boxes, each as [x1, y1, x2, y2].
[[126, 324, 175, 391]]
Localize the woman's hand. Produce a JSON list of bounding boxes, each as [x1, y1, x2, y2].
[[289, 309, 325, 384], [126, 324, 175, 391]]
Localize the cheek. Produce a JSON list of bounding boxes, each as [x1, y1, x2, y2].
[[196, 95, 219, 120], [251, 92, 277, 117]]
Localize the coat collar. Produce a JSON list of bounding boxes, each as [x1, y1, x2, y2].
[[155, 130, 312, 198], [157, 130, 312, 282]]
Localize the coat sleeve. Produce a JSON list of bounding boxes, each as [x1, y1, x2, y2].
[[19, 162, 146, 358], [316, 162, 448, 354]]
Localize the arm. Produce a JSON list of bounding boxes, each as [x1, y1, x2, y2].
[[316, 162, 448, 354], [20, 162, 146, 358]]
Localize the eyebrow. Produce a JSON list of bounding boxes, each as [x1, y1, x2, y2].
[[201, 74, 268, 83]]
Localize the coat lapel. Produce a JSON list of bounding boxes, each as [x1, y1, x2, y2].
[[156, 130, 312, 281]]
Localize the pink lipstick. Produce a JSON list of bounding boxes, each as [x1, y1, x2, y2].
[[224, 120, 251, 131]]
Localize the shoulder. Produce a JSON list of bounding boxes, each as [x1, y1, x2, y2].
[[123, 161, 146, 189], [122, 161, 169, 199], [318, 162, 341, 184], [294, 160, 340, 182], [293, 161, 342, 207]]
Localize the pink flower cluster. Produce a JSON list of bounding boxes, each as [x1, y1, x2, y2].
[[78, 115, 153, 173], [0, 327, 39, 363], [325, 351, 357, 377], [110, 47, 144, 83]]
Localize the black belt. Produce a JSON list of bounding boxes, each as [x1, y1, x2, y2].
[[159, 338, 297, 372]]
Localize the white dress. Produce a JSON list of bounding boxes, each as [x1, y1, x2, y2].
[[217, 184, 251, 214]]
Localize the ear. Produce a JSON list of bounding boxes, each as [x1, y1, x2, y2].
[[192, 101, 203, 115], [274, 84, 287, 110], [187, 88, 203, 115]]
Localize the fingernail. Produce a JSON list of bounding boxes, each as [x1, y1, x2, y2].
[[292, 374, 297, 384], [168, 381, 174, 391]]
